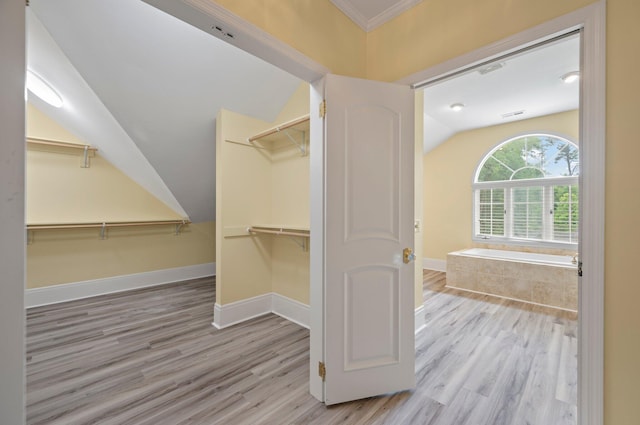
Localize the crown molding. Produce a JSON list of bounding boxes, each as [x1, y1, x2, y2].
[[330, 0, 423, 32]]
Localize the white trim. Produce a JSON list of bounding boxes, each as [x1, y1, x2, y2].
[[423, 257, 446, 272], [329, 0, 423, 32], [213, 293, 272, 329], [25, 263, 216, 308], [415, 305, 426, 334], [272, 293, 310, 329], [309, 79, 326, 402], [576, 3, 606, 425], [142, 0, 330, 83], [213, 292, 310, 330], [402, 3, 605, 424]]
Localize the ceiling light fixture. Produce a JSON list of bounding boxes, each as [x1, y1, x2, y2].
[[450, 103, 465, 111], [561, 71, 580, 84], [26, 70, 63, 108]]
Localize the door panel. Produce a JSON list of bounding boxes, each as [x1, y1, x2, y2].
[[344, 104, 401, 243], [322, 74, 415, 405]]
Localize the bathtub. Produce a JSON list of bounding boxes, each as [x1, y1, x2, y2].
[[446, 248, 578, 311]]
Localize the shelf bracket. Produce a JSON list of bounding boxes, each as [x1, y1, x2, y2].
[[81, 145, 91, 168], [175, 220, 186, 235], [282, 128, 306, 156], [27, 230, 34, 245], [100, 222, 107, 240], [286, 235, 308, 252]]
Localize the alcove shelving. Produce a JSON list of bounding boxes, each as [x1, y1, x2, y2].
[[248, 114, 309, 155], [216, 103, 311, 317]]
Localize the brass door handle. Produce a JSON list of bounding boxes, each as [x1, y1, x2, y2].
[[403, 248, 415, 264]]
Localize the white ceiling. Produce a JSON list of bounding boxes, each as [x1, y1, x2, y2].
[[29, 0, 301, 223], [330, 0, 423, 31], [422, 35, 580, 153]]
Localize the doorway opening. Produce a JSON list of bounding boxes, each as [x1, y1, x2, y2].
[[417, 30, 589, 424]]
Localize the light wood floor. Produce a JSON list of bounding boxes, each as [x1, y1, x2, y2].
[[26, 271, 577, 425]]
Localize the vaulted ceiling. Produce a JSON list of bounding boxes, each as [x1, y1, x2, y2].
[[28, 0, 301, 222], [28, 0, 579, 222]]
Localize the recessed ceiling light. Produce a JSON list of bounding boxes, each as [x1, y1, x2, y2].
[[561, 71, 580, 84], [450, 103, 465, 111], [26, 70, 63, 108]]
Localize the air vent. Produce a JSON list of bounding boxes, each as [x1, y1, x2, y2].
[[501, 110, 525, 119], [212, 25, 234, 39], [477, 62, 506, 75]]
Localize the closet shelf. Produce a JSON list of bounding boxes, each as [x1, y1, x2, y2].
[[27, 137, 98, 168], [248, 115, 310, 155], [248, 225, 309, 251], [247, 225, 310, 238], [26, 219, 190, 243]]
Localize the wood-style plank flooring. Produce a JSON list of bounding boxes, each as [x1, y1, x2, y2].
[[26, 271, 577, 424]]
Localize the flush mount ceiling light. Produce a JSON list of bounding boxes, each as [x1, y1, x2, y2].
[[561, 71, 580, 84], [450, 103, 465, 111], [26, 70, 63, 108]]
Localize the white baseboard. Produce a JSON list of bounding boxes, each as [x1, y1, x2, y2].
[[272, 293, 310, 329], [213, 293, 272, 329], [415, 305, 426, 334], [25, 262, 216, 308], [213, 292, 310, 330], [423, 257, 447, 272]]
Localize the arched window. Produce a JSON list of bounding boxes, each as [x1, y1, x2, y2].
[[473, 134, 579, 246]]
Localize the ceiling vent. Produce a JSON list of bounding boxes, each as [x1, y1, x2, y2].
[[501, 110, 525, 119]]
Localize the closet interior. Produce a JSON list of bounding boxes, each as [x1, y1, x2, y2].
[[215, 84, 311, 322]]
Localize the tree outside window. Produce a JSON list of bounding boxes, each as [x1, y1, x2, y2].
[[474, 134, 579, 246]]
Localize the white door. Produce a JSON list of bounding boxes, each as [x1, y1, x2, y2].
[[316, 74, 415, 405]]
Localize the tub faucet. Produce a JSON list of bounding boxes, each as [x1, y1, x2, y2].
[[572, 254, 579, 265]]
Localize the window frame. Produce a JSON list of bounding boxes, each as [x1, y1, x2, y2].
[[472, 134, 579, 249]]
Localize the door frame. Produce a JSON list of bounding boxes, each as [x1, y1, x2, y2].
[[399, 3, 605, 424], [144, 1, 605, 422]]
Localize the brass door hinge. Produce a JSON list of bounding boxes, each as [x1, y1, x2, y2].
[[26, 0, 30, 6], [319, 100, 326, 118], [318, 361, 326, 381]]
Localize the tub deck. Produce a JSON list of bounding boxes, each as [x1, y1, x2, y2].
[[447, 248, 578, 311]]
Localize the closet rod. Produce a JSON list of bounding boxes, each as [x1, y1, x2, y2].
[[27, 137, 98, 152], [248, 226, 310, 238], [247, 115, 310, 142], [27, 219, 189, 230]]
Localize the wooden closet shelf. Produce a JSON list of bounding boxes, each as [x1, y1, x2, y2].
[[26, 219, 190, 231], [248, 225, 310, 238], [27, 137, 98, 151], [248, 115, 310, 143]]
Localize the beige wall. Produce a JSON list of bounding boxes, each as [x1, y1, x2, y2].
[[214, 0, 366, 78], [365, 0, 596, 81], [26, 103, 215, 289], [27, 221, 215, 288], [423, 110, 579, 260], [27, 103, 84, 144], [216, 83, 310, 305], [218, 1, 640, 422], [604, 0, 640, 422]]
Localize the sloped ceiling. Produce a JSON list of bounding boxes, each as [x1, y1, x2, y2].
[[29, 0, 301, 223], [422, 35, 580, 153]]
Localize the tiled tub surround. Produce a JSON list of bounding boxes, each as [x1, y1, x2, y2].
[[446, 248, 578, 311]]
